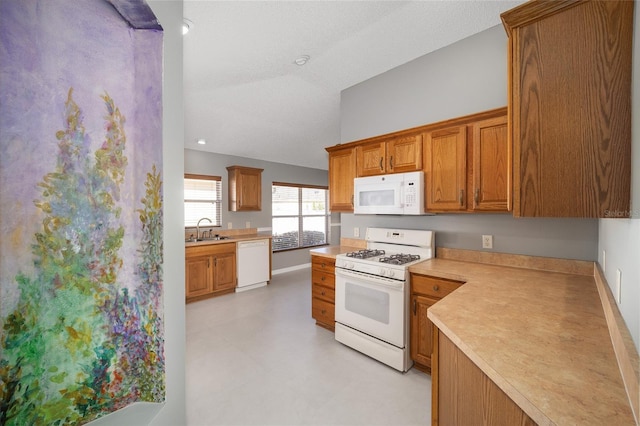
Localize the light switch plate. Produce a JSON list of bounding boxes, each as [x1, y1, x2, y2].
[[482, 235, 493, 249]]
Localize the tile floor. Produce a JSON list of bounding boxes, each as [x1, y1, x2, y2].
[[186, 267, 431, 426]]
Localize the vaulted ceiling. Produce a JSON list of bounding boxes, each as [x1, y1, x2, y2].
[[183, 1, 524, 170]]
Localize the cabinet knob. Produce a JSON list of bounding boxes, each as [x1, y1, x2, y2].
[[379, 158, 384, 171], [321, 309, 326, 315], [389, 156, 394, 170], [459, 189, 464, 206], [474, 188, 480, 205], [433, 285, 439, 291], [321, 290, 326, 296], [321, 276, 325, 281], [413, 299, 416, 315]]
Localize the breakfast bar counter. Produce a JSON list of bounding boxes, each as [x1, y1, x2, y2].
[[410, 250, 638, 425]]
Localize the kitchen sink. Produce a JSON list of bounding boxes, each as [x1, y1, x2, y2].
[[186, 235, 233, 243]]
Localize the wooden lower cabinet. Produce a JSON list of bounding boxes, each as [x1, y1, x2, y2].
[[410, 274, 463, 373], [311, 255, 336, 331], [432, 328, 537, 426], [186, 243, 236, 302]]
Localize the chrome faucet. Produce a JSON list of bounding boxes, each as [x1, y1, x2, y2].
[[196, 217, 212, 240]]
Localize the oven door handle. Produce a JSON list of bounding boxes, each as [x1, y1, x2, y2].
[[335, 268, 404, 290]]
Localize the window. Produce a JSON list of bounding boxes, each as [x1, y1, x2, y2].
[[184, 174, 222, 227], [272, 182, 329, 251]]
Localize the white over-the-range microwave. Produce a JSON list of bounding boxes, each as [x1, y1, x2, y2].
[[353, 171, 425, 215]]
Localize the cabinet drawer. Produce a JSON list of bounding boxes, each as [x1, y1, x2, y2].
[[411, 274, 463, 299], [312, 270, 335, 289], [312, 256, 335, 272], [312, 298, 334, 325], [312, 283, 335, 303]]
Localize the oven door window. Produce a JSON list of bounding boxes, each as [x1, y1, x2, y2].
[[345, 282, 390, 324], [335, 270, 405, 347]]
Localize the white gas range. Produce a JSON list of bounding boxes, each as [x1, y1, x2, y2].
[[334, 227, 434, 372]]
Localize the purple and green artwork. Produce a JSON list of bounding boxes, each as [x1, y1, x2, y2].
[[0, 0, 164, 424]]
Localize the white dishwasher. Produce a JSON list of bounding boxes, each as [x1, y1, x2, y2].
[[236, 239, 270, 292]]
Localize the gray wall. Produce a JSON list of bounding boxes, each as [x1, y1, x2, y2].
[[341, 25, 511, 143], [339, 24, 598, 262], [341, 214, 597, 261], [184, 149, 337, 271], [598, 3, 639, 350]]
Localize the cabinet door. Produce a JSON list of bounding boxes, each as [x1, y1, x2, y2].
[[356, 141, 386, 177], [227, 166, 262, 211], [472, 115, 510, 211], [410, 294, 437, 370], [503, 0, 632, 217], [213, 253, 236, 292], [387, 134, 422, 173], [328, 147, 356, 212], [236, 168, 262, 211], [424, 126, 467, 211], [186, 255, 211, 299], [434, 329, 536, 426]]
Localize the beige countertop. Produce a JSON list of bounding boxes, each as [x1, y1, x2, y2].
[[414, 256, 636, 425], [309, 245, 363, 258]]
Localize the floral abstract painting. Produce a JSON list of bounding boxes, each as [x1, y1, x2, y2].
[[0, 0, 164, 424]]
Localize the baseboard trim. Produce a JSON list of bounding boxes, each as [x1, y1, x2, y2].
[[272, 263, 311, 275]]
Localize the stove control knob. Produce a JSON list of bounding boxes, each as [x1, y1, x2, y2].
[[387, 269, 395, 278], [379, 268, 386, 276], [346, 262, 354, 269]]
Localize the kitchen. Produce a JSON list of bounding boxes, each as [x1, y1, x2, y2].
[[1, 0, 638, 425], [180, 1, 639, 424]]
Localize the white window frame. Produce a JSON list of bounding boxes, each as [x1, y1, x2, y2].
[[272, 182, 329, 252], [184, 174, 222, 228]]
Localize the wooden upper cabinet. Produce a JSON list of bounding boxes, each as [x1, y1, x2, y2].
[[471, 115, 510, 212], [502, 0, 633, 218], [424, 126, 467, 211], [356, 141, 386, 176], [227, 166, 263, 211], [388, 134, 423, 173], [356, 134, 422, 177], [327, 147, 356, 212]]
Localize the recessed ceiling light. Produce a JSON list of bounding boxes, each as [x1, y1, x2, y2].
[[183, 19, 193, 35], [197, 138, 206, 145], [294, 55, 310, 66]]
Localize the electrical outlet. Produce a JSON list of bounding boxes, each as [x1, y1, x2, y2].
[[616, 269, 622, 304], [227, 222, 233, 229], [482, 235, 493, 249], [246, 221, 251, 228], [602, 250, 606, 272], [354, 227, 360, 238]]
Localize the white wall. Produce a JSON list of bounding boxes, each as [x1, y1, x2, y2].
[[340, 25, 599, 261], [598, 4, 640, 351], [149, 1, 186, 423]]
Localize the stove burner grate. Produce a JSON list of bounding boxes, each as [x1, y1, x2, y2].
[[378, 253, 421, 265], [345, 249, 386, 259]]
